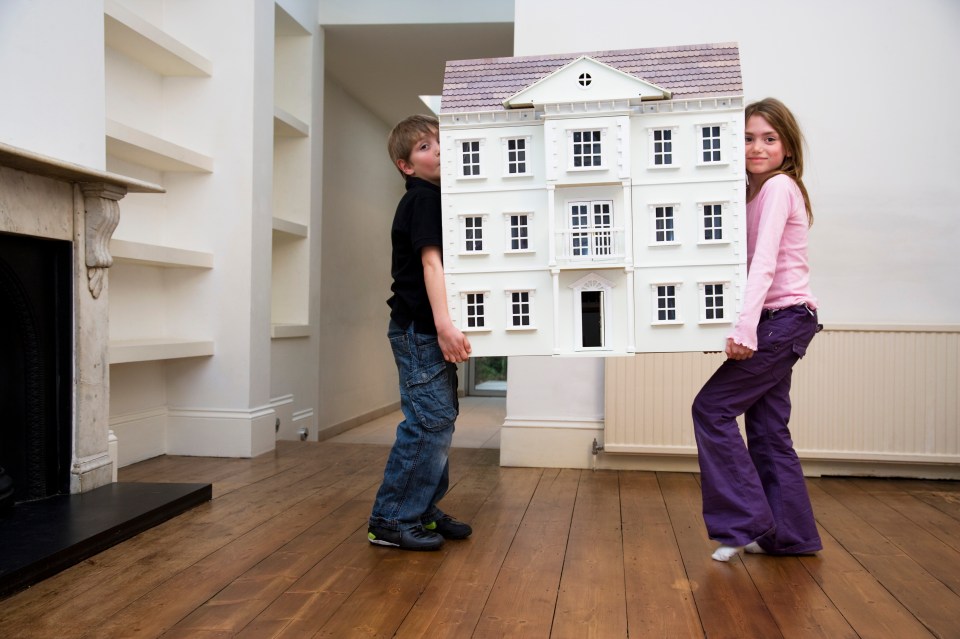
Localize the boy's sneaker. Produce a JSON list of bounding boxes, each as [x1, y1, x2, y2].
[[425, 515, 472, 540], [367, 524, 444, 551]]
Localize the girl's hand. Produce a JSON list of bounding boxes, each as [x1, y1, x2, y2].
[[725, 338, 755, 361]]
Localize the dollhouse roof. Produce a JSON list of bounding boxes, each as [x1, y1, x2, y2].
[[441, 42, 741, 113]]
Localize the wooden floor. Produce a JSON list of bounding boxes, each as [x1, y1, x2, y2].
[[2, 441, 960, 639]]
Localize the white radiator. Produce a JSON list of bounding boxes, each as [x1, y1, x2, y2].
[[603, 326, 960, 474]]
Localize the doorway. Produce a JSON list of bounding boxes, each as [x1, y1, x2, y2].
[[580, 290, 604, 348], [466, 356, 507, 397]]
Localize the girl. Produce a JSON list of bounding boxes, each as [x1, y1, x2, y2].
[[692, 98, 822, 562]]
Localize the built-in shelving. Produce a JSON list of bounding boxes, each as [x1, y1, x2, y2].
[[270, 2, 313, 334], [110, 239, 213, 269], [103, 0, 212, 77], [105, 119, 213, 173], [109, 338, 214, 364], [103, 3, 216, 371]]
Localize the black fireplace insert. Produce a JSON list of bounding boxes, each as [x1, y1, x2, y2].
[[0, 231, 73, 507]]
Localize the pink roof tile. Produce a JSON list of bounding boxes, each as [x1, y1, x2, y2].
[[441, 42, 741, 113]]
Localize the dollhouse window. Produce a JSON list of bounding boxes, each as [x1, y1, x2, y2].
[[463, 292, 488, 330], [650, 128, 676, 166], [507, 290, 535, 329], [700, 282, 727, 322], [570, 129, 603, 168], [698, 125, 723, 163], [700, 203, 725, 243], [652, 284, 680, 324], [569, 201, 613, 258], [578, 72, 592, 87], [461, 215, 486, 253], [652, 205, 677, 244], [504, 137, 530, 176], [505, 213, 532, 252], [459, 139, 483, 177]]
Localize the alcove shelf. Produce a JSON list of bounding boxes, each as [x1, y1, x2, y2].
[[109, 338, 215, 364], [274, 107, 309, 138], [110, 239, 213, 269], [106, 119, 213, 173], [270, 324, 312, 339], [103, 0, 212, 77], [271, 217, 309, 238]]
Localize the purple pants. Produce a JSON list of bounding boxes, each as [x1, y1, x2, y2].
[[692, 304, 822, 554]]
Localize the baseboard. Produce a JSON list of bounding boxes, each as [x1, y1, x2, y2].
[[316, 401, 401, 442]]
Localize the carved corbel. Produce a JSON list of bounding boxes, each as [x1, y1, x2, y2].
[[79, 183, 126, 298]]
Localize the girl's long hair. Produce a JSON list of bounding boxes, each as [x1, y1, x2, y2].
[[745, 98, 813, 226]]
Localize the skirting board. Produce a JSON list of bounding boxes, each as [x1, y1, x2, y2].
[[502, 421, 960, 479], [592, 445, 960, 479], [167, 407, 276, 457], [499, 418, 603, 469]]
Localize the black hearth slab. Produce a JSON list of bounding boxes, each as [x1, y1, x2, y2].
[[0, 481, 211, 598]]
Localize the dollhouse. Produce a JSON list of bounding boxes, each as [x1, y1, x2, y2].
[[439, 42, 745, 356]]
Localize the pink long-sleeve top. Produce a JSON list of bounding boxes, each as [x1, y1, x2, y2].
[[730, 173, 817, 351]]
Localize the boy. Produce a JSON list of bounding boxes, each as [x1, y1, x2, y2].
[[367, 114, 473, 551]]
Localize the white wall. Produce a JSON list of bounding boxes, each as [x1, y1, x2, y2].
[[515, 0, 960, 326], [501, 356, 605, 468], [318, 79, 402, 433], [0, 0, 106, 168]]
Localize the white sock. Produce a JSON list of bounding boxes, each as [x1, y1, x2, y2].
[[711, 545, 742, 562], [745, 541, 766, 554]]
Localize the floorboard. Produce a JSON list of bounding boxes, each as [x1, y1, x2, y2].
[[0, 439, 958, 639], [551, 470, 627, 639], [809, 480, 957, 638], [660, 471, 785, 638], [473, 467, 578, 638], [620, 471, 702, 637]]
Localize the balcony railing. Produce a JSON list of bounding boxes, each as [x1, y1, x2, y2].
[[555, 228, 626, 263]]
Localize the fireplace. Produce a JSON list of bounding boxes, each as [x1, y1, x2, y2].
[[0, 145, 137, 496], [0, 142, 211, 598], [0, 232, 73, 504]]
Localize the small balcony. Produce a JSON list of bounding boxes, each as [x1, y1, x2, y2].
[[555, 227, 627, 265]]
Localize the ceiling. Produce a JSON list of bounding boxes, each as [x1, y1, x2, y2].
[[323, 23, 515, 127]]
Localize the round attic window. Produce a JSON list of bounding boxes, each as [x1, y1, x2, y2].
[[578, 73, 592, 87]]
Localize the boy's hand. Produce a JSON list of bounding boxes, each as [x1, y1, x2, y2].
[[420, 246, 472, 363], [438, 323, 472, 363], [725, 338, 755, 361]]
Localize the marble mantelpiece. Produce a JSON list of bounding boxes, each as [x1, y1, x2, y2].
[[0, 141, 162, 494]]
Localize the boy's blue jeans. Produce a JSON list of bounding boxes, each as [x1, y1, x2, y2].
[[369, 320, 459, 531]]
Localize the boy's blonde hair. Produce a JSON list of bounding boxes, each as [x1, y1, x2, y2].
[[387, 114, 439, 179], [745, 98, 813, 225]]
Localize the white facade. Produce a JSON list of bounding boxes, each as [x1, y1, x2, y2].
[[441, 55, 746, 356]]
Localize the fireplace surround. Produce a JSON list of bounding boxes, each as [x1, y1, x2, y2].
[[0, 141, 161, 496], [0, 142, 212, 597]]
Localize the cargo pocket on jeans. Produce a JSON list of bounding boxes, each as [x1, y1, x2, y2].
[[406, 361, 458, 431]]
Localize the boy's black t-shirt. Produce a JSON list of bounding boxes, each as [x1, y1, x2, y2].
[[387, 177, 443, 335]]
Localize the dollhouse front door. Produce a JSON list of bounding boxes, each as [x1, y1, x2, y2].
[[570, 273, 615, 351], [580, 290, 604, 347]]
